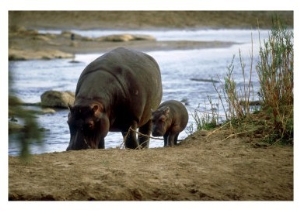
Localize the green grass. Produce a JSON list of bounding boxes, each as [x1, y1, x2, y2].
[[192, 96, 219, 131]]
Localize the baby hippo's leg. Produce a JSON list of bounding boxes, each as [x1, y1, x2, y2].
[[167, 132, 178, 147], [163, 132, 169, 147]]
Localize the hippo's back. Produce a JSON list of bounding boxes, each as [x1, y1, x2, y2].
[[75, 47, 163, 128], [80, 47, 160, 78]]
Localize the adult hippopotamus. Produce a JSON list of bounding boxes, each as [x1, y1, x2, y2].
[[66, 47, 162, 150], [151, 100, 189, 147]]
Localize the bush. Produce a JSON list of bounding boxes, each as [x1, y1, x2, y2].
[[256, 17, 293, 144]]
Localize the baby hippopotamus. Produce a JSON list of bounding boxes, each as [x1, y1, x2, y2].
[[151, 100, 189, 147]]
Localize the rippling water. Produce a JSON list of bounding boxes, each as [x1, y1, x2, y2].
[[8, 29, 270, 156]]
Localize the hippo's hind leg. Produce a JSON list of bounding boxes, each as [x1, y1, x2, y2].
[[168, 132, 179, 147], [122, 121, 139, 149], [98, 137, 105, 149], [138, 120, 152, 148], [174, 133, 179, 145]]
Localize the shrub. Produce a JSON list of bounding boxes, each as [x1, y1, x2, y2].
[[191, 17, 293, 145], [256, 18, 293, 144]]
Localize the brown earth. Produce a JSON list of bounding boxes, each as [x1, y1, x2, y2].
[[9, 128, 293, 201], [8, 11, 294, 201]]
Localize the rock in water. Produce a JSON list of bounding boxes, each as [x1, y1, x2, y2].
[[40, 90, 75, 108]]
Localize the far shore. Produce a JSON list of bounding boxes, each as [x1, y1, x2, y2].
[[9, 27, 238, 61], [9, 11, 293, 61]]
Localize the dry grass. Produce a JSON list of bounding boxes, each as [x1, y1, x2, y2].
[[256, 18, 293, 144], [192, 17, 293, 145]]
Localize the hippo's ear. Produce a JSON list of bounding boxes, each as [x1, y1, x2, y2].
[[92, 104, 102, 117], [68, 104, 74, 112]]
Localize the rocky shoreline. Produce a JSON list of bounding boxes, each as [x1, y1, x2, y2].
[[9, 26, 237, 60]]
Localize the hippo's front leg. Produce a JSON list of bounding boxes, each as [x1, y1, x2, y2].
[[138, 120, 152, 149], [123, 121, 139, 149], [167, 132, 177, 147]]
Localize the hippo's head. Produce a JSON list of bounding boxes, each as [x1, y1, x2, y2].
[[66, 103, 109, 150], [151, 106, 170, 136]]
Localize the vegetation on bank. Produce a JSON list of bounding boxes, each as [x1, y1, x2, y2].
[[191, 17, 293, 145]]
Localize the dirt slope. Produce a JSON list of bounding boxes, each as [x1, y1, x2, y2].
[[9, 128, 293, 201]]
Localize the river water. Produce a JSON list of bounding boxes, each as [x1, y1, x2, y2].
[[8, 29, 270, 156]]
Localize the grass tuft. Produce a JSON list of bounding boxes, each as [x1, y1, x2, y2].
[[256, 17, 293, 144]]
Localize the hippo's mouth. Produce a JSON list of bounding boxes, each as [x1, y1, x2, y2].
[[83, 138, 91, 149], [83, 136, 98, 149]]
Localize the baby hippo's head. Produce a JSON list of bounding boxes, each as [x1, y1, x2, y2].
[[151, 106, 170, 137]]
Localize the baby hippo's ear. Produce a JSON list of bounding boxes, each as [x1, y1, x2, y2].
[[163, 106, 170, 115]]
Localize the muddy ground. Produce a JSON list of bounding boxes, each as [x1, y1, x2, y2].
[[8, 11, 294, 203]]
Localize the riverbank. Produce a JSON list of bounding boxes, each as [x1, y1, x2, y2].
[[9, 126, 293, 200], [9, 26, 237, 60]]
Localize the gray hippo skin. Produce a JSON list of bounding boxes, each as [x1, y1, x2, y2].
[[67, 47, 162, 150], [152, 100, 189, 147]]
